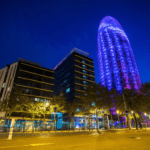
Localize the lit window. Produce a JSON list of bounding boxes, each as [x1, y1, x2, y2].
[[2, 83, 5, 88], [83, 81, 87, 85], [84, 93, 87, 96], [83, 75, 86, 79], [76, 108, 80, 112], [83, 70, 87, 73], [82, 64, 86, 68], [82, 60, 85, 63], [7, 87, 10, 91], [66, 88, 70, 93], [35, 98, 40, 102], [92, 102, 95, 106]]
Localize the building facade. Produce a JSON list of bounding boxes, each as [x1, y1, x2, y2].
[[0, 58, 54, 103], [54, 47, 95, 105], [97, 16, 142, 91]]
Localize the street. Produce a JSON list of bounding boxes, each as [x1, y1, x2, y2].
[[0, 130, 150, 150]]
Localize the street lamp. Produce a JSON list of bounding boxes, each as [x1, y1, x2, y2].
[[45, 102, 49, 107], [116, 110, 120, 128]]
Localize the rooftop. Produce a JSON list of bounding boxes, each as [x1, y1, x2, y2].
[[19, 58, 40, 66], [54, 47, 89, 70]]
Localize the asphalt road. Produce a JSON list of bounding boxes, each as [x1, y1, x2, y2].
[[0, 130, 150, 150]]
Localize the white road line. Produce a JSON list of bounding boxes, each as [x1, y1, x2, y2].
[[30, 143, 54, 146], [0, 145, 22, 149], [0, 143, 54, 149]]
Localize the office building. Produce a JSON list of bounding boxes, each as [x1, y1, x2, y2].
[[97, 16, 142, 91], [54, 47, 95, 106], [0, 58, 54, 103]]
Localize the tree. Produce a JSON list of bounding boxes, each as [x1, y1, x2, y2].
[[115, 89, 142, 130], [80, 83, 96, 131], [140, 82, 150, 113], [0, 86, 29, 119], [51, 91, 66, 131], [64, 100, 78, 130], [137, 82, 150, 127], [95, 84, 115, 129]]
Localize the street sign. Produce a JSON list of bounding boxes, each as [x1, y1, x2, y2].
[[0, 112, 6, 118]]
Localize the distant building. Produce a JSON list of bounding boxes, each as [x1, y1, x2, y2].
[[0, 58, 54, 103], [97, 16, 142, 91], [54, 47, 95, 105]]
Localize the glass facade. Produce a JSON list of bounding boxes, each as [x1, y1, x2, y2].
[[97, 16, 142, 91]]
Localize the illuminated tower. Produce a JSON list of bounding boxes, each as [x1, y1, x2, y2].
[[97, 16, 142, 91]]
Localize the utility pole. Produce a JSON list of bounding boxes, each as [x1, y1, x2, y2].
[[123, 93, 131, 130]]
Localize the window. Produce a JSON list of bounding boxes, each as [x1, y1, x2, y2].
[[84, 93, 87, 96], [83, 75, 86, 79], [92, 102, 95, 106], [2, 83, 5, 88], [63, 80, 67, 83], [25, 88, 29, 93], [7, 87, 10, 91], [35, 98, 40, 102], [41, 99, 47, 102], [66, 88, 70, 93], [82, 64, 86, 68], [76, 108, 80, 112], [83, 87, 87, 90], [82, 60, 85, 63], [83, 70, 87, 73], [83, 81, 87, 85]]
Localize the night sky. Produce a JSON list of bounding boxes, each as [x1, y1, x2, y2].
[[0, 0, 150, 83]]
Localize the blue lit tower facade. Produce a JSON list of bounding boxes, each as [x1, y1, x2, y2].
[[97, 16, 142, 91]]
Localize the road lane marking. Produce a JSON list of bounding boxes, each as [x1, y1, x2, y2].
[[0, 145, 23, 148], [30, 143, 54, 146], [0, 143, 54, 149]]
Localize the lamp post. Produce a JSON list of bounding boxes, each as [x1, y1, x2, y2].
[[123, 93, 131, 130], [116, 110, 120, 128], [131, 111, 133, 128], [144, 113, 147, 129], [44, 102, 49, 120], [42, 102, 49, 132]]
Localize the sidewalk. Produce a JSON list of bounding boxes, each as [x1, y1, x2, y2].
[[0, 129, 95, 138], [0, 128, 150, 138]]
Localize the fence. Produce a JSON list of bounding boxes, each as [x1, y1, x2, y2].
[[1, 118, 148, 133]]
